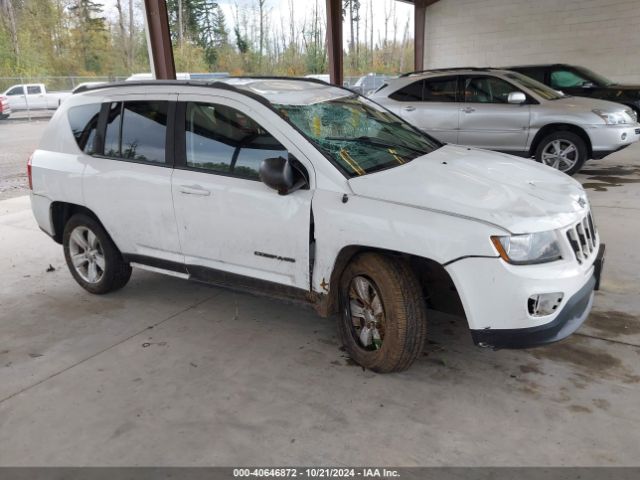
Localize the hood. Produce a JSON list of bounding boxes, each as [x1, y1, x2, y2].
[[592, 84, 640, 102], [553, 94, 632, 112], [347, 145, 588, 233], [604, 84, 640, 93]]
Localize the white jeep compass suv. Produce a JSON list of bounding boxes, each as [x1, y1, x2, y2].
[[28, 78, 605, 372]]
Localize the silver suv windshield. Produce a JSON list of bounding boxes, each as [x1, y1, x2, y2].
[[274, 95, 441, 177], [504, 71, 565, 100]]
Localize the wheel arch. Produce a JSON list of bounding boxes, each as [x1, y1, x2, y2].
[[529, 123, 592, 158], [316, 245, 467, 321], [50, 202, 103, 244]]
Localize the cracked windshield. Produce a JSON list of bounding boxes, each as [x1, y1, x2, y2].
[[275, 96, 440, 177]]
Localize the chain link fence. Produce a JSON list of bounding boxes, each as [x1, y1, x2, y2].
[[0, 76, 128, 93], [0, 76, 129, 120]]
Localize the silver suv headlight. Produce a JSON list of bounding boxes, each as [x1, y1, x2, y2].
[[491, 231, 562, 265], [592, 108, 635, 125]]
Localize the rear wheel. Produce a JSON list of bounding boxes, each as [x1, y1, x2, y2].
[[338, 253, 427, 373], [535, 131, 587, 175], [63, 214, 131, 294]]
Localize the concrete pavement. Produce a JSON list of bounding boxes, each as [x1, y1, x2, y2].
[[0, 145, 639, 466]]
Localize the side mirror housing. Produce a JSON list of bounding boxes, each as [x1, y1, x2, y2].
[[507, 91, 527, 104], [259, 155, 308, 195]]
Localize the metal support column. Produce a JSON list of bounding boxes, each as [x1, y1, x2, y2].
[[326, 0, 343, 86], [143, 0, 176, 80], [414, 0, 427, 72]]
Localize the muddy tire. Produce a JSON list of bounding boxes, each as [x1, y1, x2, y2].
[[63, 213, 132, 294], [338, 253, 427, 373], [535, 131, 587, 176]]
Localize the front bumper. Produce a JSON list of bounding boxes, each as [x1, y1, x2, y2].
[[470, 273, 595, 349], [587, 123, 640, 153]]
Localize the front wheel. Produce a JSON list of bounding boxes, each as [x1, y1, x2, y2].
[[338, 253, 427, 373], [63, 214, 132, 294], [535, 131, 587, 176]]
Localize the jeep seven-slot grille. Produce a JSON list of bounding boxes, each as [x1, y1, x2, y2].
[[566, 212, 597, 264]]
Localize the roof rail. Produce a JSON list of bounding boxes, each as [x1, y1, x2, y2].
[[398, 67, 494, 77], [72, 75, 336, 95], [71, 76, 366, 127]]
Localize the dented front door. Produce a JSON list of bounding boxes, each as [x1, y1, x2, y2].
[[172, 94, 314, 290]]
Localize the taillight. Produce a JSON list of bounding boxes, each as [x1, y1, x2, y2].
[[27, 153, 33, 190]]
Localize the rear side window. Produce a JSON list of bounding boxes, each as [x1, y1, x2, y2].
[[389, 80, 424, 101], [68, 103, 101, 153], [184, 102, 287, 180], [423, 77, 458, 102], [104, 102, 122, 157], [103, 101, 168, 164], [27, 85, 42, 95]]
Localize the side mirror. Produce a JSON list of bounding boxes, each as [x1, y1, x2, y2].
[[507, 92, 526, 104], [259, 155, 308, 195]]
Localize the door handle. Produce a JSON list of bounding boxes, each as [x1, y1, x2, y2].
[[461, 107, 476, 113], [179, 185, 210, 196], [404, 105, 416, 112]]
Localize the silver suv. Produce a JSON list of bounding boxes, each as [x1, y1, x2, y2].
[[370, 68, 640, 175]]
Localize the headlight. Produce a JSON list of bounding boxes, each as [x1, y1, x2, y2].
[[491, 231, 562, 265], [592, 108, 634, 125]]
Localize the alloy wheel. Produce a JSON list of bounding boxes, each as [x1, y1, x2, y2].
[[68, 226, 105, 284], [541, 139, 579, 172], [348, 275, 386, 350]]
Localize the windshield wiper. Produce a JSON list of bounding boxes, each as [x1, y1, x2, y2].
[[325, 136, 428, 155]]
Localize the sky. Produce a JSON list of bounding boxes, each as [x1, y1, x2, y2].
[[100, 0, 415, 45]]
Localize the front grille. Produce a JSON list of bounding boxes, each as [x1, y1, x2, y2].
[[566, 212, 597, 264]]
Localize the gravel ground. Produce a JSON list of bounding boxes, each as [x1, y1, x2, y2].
[[0, 117, 50, 200]]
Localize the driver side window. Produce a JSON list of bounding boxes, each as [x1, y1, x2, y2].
[[184, 102, 287, 180], [464, 76, 518, 104], [550, 70, 587, 89]]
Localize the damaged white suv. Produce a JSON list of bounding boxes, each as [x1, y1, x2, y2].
[[29, 78, 605, 372]]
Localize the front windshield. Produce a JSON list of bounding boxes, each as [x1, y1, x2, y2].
[[274, 95, 440, 177], [504, 72, 564, 100], [573, 66, 614, 87]]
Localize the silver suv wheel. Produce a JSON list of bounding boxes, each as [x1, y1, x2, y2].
[[541, 139, 578, 172], [535, 131, 587, 176]]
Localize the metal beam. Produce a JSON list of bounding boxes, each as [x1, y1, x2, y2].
[[326, 0, 343, 86], [143, 0, 176, 80], [414, 0, 427, 71]]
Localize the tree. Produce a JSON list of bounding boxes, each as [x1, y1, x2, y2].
[[234, 26, 249, 54], [302, 0, 325, 74], [69, 0, 110, 74], [0, 0, 19, 66], [343, 0, 360, 68]]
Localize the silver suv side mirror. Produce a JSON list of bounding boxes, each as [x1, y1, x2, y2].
[[507, 92, 526, 104]]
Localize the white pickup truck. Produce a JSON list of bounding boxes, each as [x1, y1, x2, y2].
[[2, 83, 71, 111]]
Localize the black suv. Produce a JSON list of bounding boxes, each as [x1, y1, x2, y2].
[[506, 64, 640, 116]]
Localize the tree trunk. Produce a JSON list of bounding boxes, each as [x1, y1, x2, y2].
[[0, 0, 20, 65], [115, 0, 128, 69], [128, 0, 135, 72]]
